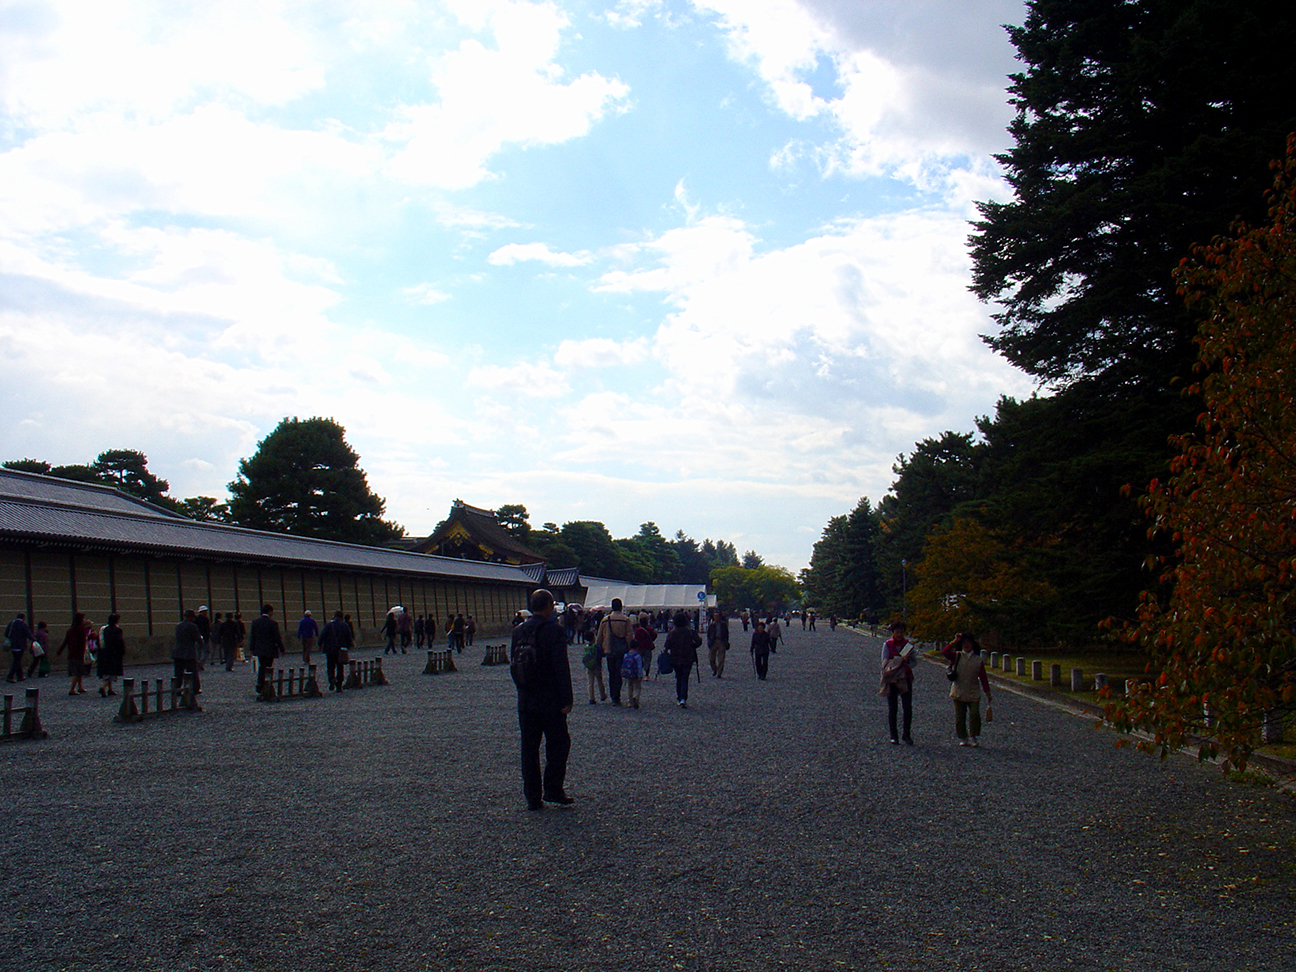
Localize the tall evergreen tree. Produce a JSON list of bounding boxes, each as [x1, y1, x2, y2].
[[228, 417, 402, 545]]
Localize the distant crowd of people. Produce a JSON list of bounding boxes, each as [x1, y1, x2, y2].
[[378, 607, 476, 656]]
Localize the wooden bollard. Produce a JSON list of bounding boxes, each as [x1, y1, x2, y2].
[[2, 694, 12, 737], [304, 664, 323, 698], [181, 673, 201, 711], [117, 678, 141, 722], [1031, 660, 1043, 680], [277, 669, 285, 700], [20, 688, 46, 739], [170, 677, 182, 711], [1094, 672, 1108, 693], [345, 659, 359, 689], [372, 657, 390, 686], [1050, 663, 1062, 687], [1015, 657, 1026, 676], [140, 679, 150, 718], [1071, 668, 1083, 692], [258, 669, 277, 702], [423, 650, 439, 674]]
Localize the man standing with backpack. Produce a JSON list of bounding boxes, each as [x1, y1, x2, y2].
[[510, 589, 574, 811], [595, 598, 634, 706]]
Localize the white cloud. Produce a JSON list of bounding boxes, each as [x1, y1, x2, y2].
[[403, 283, 452, 304], [553, 337, 650, 369], [487, 242, 592, 266], [694, 0, 1022, 187], [467, 361, 571, 397], [384, 1, 630, 189]]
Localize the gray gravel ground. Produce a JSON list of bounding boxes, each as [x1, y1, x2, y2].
[[4, 625, 1294, 972]]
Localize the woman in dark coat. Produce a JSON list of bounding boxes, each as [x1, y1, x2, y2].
[[97, 613, 126, 696], [664, 611, 702, 709], [55, 612, 90, 696]]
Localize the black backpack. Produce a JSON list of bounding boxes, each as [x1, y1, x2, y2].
[[511, 624, 541, 690]]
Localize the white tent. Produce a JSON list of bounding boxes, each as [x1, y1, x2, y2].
[[582, 583, 708, 611]]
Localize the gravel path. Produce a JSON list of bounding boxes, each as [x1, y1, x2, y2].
[[5, 626, 1294, 971]]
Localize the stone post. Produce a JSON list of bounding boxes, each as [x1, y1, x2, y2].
[[1015, 657, 1026, 676], [1050, 663, 1062, 687], [1094, 672, 1108, 693], [20, 687, 46, 739], [1031, 660, 1043, 680], [116, 678, 140, 722], [1071, 668, 1083, 692]]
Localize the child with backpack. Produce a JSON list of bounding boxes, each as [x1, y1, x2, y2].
[[620, 643, 645, 709]]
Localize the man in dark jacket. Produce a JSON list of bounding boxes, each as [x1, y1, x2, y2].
[[5, 612, 32, 683], [318, 609, 354, 692], [249, 604, 284, 693], [173, 609, 203, 695], [511, 589, 574, 811]]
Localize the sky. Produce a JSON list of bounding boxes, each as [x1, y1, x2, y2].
[[0, 0, 1035, 572]]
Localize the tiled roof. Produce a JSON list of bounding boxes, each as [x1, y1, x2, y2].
[[411, 500, 546, 564], [0, 469, 530, 584]]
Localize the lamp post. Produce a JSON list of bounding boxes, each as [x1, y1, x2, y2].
[[901, 559, 908, 621]]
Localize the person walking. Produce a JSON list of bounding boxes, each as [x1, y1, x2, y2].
[[595, 599, 634, 706], [398, 609, 413, 653], [620, 641, 645, 709], [426, 614, 437, 651], [582, 637, 606, 705], [318, 609, 353, 692], [750, 619, 772, 680], [879, 620, 915, 745], [218, 612, 240, 670], [194, 606, 212, 667], [465, 615, 476, 647], [297, 610, 319, 666], [510, 589, 574, 811], [5, 611, 31, 683], [941, 633, 993, 747], [173, 609, 203, 696], [249, 604, 284, 695], [414, 614, 426, 650], [97, 614, 126, 696], [55, 613, 91, 695], [768, 615, 783, 653], [632, 614, 656, 684], [664, 611, 702, 708], [382, 609, 399, 654], [451, 613, 465, 654], [707, 610, 730, 678], [26, 620, 50, 679]]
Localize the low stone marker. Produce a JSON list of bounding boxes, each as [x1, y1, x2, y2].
[[116, 675, 201, 723], [1032, 660, 1043, 681], [1050, 663, 1062, 687], [1, 688, 47, 742], [1094, 672, 1108, 693], [423, 648, 458, 675], [1262, 710, 1285, 744], [1015, 657, 1026, 677], [256, 665, 324, 703], [344, 657, 390, 689], [482, 644, 509, 666], [989, 652, 999, 669], [1071, 668, 1084, 692]]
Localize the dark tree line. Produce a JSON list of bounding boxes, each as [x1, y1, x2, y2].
[[494, 505, 741, 585], [804, 0, 1296, 647]]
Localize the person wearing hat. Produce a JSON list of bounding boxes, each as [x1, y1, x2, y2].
[[297, 610, 319, 666], [195, 606, 211, 666]]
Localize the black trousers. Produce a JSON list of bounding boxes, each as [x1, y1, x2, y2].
[[754, 650, 769, 679], [605, 651, 626, 703], [326, 653, 346, 689], [173, 658, 200, 695], [887, 684, 912, 740], [518, 708, 570, 803]]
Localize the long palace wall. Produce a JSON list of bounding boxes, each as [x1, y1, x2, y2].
[[0, 544, 527, 662]]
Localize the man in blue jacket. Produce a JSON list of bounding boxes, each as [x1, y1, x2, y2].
[[511, 589, 574, 811]]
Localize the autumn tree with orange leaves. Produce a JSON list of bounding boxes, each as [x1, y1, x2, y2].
[[1107, 137, 1296, 769]]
